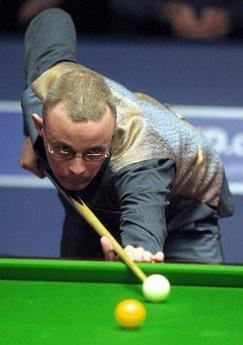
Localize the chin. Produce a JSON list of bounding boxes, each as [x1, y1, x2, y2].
[[61, 179, 90, 191], [65, 185, 87, 191]]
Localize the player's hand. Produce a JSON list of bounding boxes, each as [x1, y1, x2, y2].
[[197, 7, 230, 39], [19, 136, 45, 178], [18, 0, 62, 24], [100, 237, 164, 263], [161, 2, 230, 40]]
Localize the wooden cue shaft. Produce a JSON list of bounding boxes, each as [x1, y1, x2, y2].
[[35, 160, 147, 281], [70, 196, 147, 283]]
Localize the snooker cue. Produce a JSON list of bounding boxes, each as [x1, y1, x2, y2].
[[36, 152, 147, 283], [70, 196, 147, 283]]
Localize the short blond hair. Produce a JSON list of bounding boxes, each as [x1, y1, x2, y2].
[[43, 68, 116, 121]]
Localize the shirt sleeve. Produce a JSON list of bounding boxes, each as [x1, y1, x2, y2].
[[21, 86, 43, 142], [113, 158, 176, 254]]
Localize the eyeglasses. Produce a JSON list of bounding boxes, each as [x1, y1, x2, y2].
[[46, 142, 111, 162]]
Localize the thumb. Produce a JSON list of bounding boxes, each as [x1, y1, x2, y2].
[[100, 237, 117, 261]]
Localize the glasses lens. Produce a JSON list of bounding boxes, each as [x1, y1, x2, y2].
[[52, 150, 74, 161], [84, 153, 106, 161]]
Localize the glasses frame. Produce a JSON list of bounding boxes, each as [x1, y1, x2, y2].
[[46, 141, 111, 162]]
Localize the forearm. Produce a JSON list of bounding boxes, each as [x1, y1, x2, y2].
[[24, 8, 77, 86], [114, 158, 176, 254], [22, 8, 78, 141]]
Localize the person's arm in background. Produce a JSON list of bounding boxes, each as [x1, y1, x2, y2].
[[109, 0, 233, 39], [157, 0, 233, 40]]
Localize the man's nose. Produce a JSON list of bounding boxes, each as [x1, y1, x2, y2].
[[68, 157, 86, 176]]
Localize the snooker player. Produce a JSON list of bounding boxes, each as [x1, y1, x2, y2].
[[19, 8, 234, 263]]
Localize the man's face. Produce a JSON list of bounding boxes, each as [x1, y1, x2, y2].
[[39, 103, 116, 190]]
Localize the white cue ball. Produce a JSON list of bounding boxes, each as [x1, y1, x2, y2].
[[142, 274, 171, 302]]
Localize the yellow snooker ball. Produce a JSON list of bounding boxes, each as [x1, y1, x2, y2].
[[115, 299, 146, 328]]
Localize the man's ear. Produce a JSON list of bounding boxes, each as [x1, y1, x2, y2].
[[32, 113, 44, 137]]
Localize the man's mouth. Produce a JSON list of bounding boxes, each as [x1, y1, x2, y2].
[[61, 177, 90, 188]]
